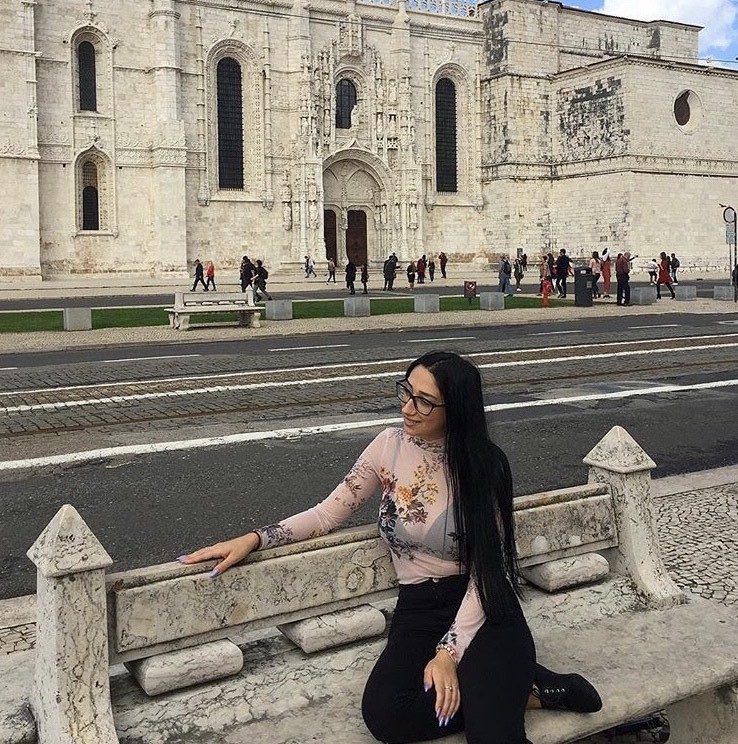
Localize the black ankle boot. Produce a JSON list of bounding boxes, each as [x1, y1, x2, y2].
[[534, 664, 602, 713]]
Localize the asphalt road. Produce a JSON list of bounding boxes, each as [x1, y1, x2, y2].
[[2, 314, 738, 599]]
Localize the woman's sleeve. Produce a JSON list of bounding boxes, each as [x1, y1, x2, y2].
[[437, 576, 486, 666], [253, 431, 387, 549]]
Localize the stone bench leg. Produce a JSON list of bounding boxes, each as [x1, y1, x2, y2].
[[665, 684, 738, 743], [125, 639, 244, 696], [177, 314, 191, 331], [168, 311, 177, 329], [249, 312, 260, 328]]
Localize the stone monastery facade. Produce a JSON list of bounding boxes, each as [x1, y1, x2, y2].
[[3, 0, 738, 278]]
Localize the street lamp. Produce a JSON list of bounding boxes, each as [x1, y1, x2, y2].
[[720, 204, 738, 303]]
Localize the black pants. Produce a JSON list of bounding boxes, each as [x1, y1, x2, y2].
[[362, 575, 535, 744], [558, 276, 567, 298], [656, 280, 675, 299], [616, 272, 630, 305]]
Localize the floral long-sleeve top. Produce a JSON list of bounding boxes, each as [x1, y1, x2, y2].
[[253, 426, 487, 664]]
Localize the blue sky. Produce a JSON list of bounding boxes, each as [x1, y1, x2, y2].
[[569, 0, 738, 68]]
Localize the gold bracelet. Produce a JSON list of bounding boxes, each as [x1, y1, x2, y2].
[[435, 642, 458, 665]]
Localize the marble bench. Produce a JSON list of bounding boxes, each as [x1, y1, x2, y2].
[[166, 290, 261, 330], [14, 426, 738, 744]]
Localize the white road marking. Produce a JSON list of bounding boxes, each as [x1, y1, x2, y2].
[[102, 354, 202, 363], [269, 344, 350, 352], [718, 320, 738, 325], [529, 330, 584, 336], [407, 336, 476, 343], [627, 324, 681, 330], [2, 377, 737, 472], [3, 340, 738, 415], [3, 332, 738, 398], [0, 367, 18, 371]]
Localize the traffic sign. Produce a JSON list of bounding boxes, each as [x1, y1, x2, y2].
[[727, 223, 736, 245]]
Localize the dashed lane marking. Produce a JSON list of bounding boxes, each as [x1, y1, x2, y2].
[[268, 344, 351, 352], [0, 367, 18, 371], [529, 330, 584, 335], [102, 354, 202, 363], [1, 377, 737, 472], [407, 336, 477, 343], [627, 324, 681, 330]]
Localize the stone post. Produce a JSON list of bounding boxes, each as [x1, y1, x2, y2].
[[27, 505, 118, 744], [583, 425, 685, 609]]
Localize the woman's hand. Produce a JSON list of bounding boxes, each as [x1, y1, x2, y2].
[[177, 532, 260, 577], [423, 650, 460, 726]]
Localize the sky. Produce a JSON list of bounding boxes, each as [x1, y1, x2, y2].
[[569, 0, 738, 68]]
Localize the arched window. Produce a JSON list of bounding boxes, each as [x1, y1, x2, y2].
[[435, 78, 457, 193], [217, 57, 244, 190], [335, 79, 357, 130], [81, 161, 100, 230], [78, 40, 97, 112]]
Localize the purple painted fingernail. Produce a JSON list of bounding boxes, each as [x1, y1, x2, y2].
[[209, 568, 220, 578], [424, 684, 430, 692], [176, 555, 188, 562]]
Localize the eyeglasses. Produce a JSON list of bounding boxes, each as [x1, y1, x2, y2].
[[396, 381, 446, 416]]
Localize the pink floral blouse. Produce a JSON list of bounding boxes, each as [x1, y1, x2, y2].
[[254, 426, 487, 664]]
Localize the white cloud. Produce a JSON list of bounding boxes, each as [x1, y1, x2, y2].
[[597, 0, 738, 54]]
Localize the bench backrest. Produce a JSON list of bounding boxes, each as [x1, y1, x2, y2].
[[105, 483, 616, 664], [174, 291, 255, 307]]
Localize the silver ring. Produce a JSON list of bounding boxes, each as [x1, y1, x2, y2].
[[445, 686, 454, 690]]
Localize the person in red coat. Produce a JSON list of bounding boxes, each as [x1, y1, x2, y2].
[[656, 251, 676, 299]]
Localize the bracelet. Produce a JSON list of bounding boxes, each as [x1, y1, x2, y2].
[[435, 642, 458, 665], [248, 531, 262, 550]]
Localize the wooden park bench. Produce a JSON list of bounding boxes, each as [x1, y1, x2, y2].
[[166, 290, 261, 330], [6, 426, 738, 744]]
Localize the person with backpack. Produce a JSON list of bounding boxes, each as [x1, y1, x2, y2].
[[406, 261, 416, 290], [498, 255, 513, 296], [253, 259, 272, 301], [240, 256, 255, 293], [670, 253, 680, 284], [513, 258, 524, 293], [326, 258, 337, 284], [360, 264, 369, 294], [345, 260, 357, 295]]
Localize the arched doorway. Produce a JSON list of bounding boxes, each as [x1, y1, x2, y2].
[[346, 210, 367, 266], [324, 209, 337, 262]]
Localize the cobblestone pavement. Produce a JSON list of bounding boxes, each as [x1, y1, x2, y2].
[[2, 483, 736, 656]]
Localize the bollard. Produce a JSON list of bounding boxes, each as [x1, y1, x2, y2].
[[27, 505, 119, 743]]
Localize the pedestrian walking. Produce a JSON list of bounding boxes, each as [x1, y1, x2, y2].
[[178, 351, 603, 744], [205, 261, 217, 291], [555, 249, 572, 298], [589, 251, 602, 299], [407, 261, 416, 290], [601, 248, 612, 298], [383, 256, 395, 291], [670, 253, 680, 284], [646, 258, 658, 286], [615, 251, 631, 306], [192, 259, 208, 291], [360, 264, 369, 294], [304, 255, 318, 278], [438, 251, 448, 279], [326, 258, 337, 283], [498, 255, 513, 296], [346, 260, 357, 295], [240, 256, 255, 293], [417, 255, 427, 284], [537, 254, 550, 296], [521, 253, 528, 271], [656, 251, 676, 300], [513, 258, 524, 293], [428, 258, 436, 282], [253, 259, 272, 301]]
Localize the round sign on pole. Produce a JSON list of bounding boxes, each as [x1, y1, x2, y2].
[[723, 206, 737, 224]]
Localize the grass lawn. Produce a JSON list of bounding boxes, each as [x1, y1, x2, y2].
[[0, 293, 569, 333]]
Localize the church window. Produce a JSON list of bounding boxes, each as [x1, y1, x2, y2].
[[217, 57, 244, 190], [81, 161, 100, 230], [78, 41, 97, 112], [435, 78, 457, 193], [674, 92, 690, 126], [336, 79, 357, 130]]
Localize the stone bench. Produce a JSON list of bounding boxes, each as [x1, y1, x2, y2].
[[9, 426, 738, 744], [629, 287, 655, 306], [674, 285, 697, 301], [166, 290, 261, 330], [479, 291, 505, 310], [714, 285, 736, 301]]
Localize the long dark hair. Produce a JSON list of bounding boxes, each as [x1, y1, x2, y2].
[[405, 351, 521, 621]]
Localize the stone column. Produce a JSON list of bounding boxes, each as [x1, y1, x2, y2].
[[583, 425, 685, 609], [27, 505, 118, 744]]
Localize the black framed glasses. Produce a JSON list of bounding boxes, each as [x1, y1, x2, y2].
[[396, 381, 446, 416]]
